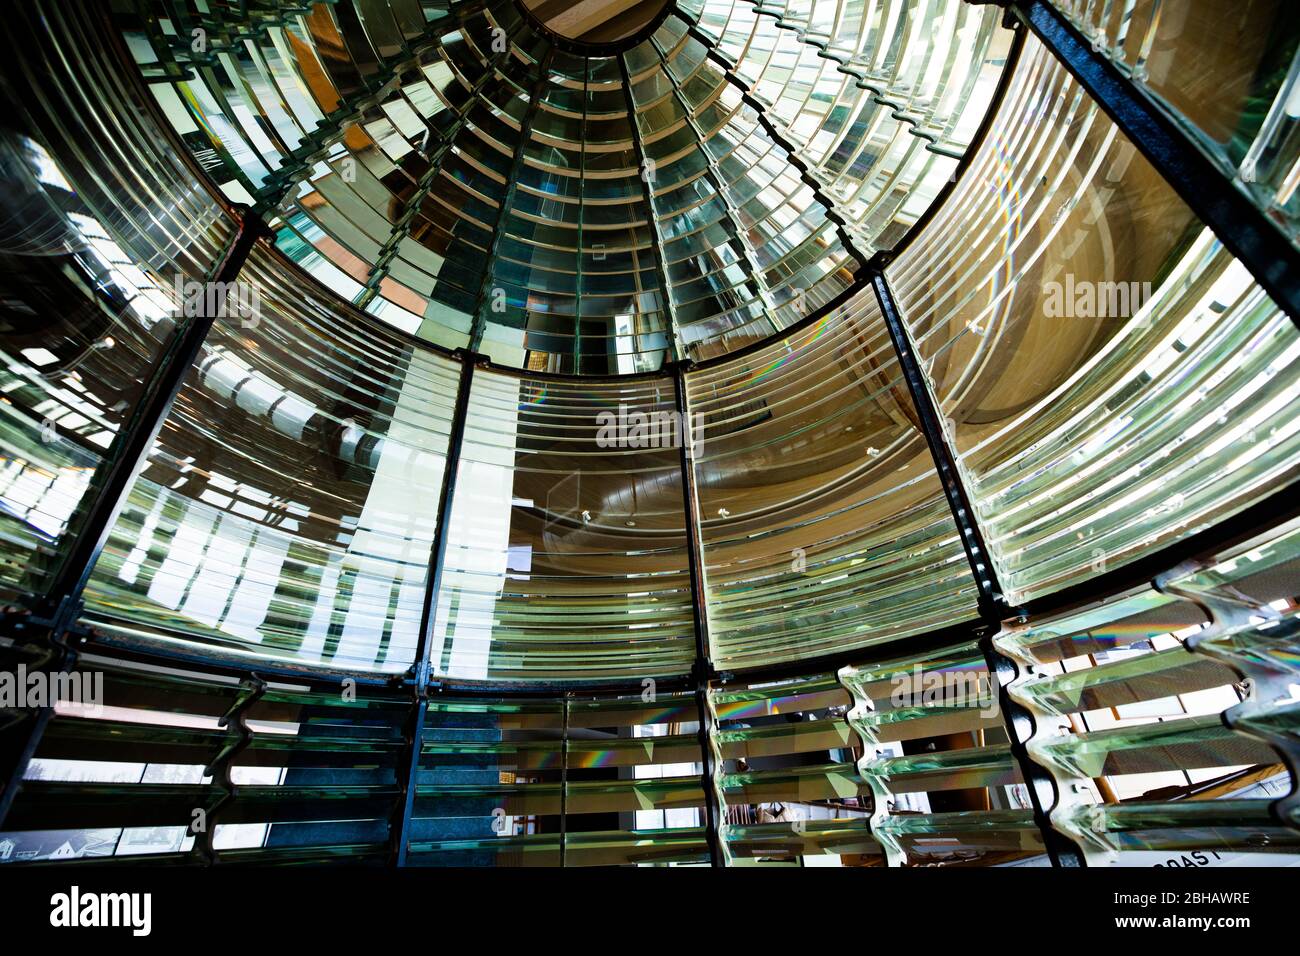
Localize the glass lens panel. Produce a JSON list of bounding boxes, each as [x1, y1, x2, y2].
[[689, 289, 978, 671], [0, 3, 233, 600], [888, 36, 1300, 604], [997, 520, 1300, 864], [409, 690, 709, 866], [694, 0, 1013, 248], [79, 244, 461, 673], [1053, 0, 1300, 242], [0, 655, 406, 863], [431, 368, 696, 681], [115, 0, 1011, 371], [841, 641, 1047, 866], [713, 672, 876, 866]]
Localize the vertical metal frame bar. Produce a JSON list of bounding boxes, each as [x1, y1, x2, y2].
[[672, 361, 725, 867], [389, 350, 479, 865], [870, 271, 1085, 867]]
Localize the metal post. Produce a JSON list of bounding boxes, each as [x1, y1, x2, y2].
[[388, 350, 478, 865], [194, 674, 266, 864], [672, 362, 726, 867], [870, 270, 1085, 867]]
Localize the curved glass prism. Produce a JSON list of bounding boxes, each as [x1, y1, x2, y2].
[[114, 0, 1011, 372]]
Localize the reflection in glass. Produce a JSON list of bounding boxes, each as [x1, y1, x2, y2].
[[689, 291, 978, 671], [409, 691, 708, 866], [0, 2, 232, 601], [80, 246, 461, 673], [115, 0, 1009, 371], [889, 36, 1300, 604], [713, 672, 876, 865], [431, 369, 696, 680], [1053, 0, 1300, 242], [842, 641, 1046, 866]]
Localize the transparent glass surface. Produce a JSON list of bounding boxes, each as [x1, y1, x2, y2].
[[80, 243, 461, 673], [712, 672, 876, 866], [1, 656, 405, 864], [115, 0, 1011, 371], [889, 36, 1300, 604], [430, 369, 696, 681], [1053, 0, 1300, 242], [1057, 800, 1300, 856], [694, 0, 1013, 248], [0, 2, 233, 601], [689, 290, 977, 671], [409, 690, 708, 866], [841, 641, 1044, 866], [871, 808, 1045, 864], [411, 697, 566, 866], [998, 523, 1300, 865]]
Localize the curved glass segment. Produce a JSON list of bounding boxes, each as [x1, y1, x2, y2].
[[626, 15, 862, 361], [713, 671, 876, 865], [430, 368, 697, 681], [888, 35, 1300, 604], [693, 0, 1014, 249], [80, 245, 462, 674], [998, 517, 1300, 864], [688, 290, 978, 671], [842, 641, 1047, 866], [1052, 0, 1300, 243], [0, 2, 233, 602], [113, 0, 1011, 372]]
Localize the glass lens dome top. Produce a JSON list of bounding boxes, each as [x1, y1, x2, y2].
[[517, 0, 675, 50], [119, 0, 1012, 374]]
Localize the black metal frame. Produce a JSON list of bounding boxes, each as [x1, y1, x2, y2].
[[673, 361, 726, 867], [5, 0, 1299, 870], [871, 270, 1085, 868]]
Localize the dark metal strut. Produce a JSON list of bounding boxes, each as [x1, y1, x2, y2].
[[672, 362, 726, 867], [870, 269, 1086, 868], [388, 350, 479, 865]]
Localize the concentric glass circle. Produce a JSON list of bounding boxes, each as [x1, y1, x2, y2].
[[516, 0, 674, 52]]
